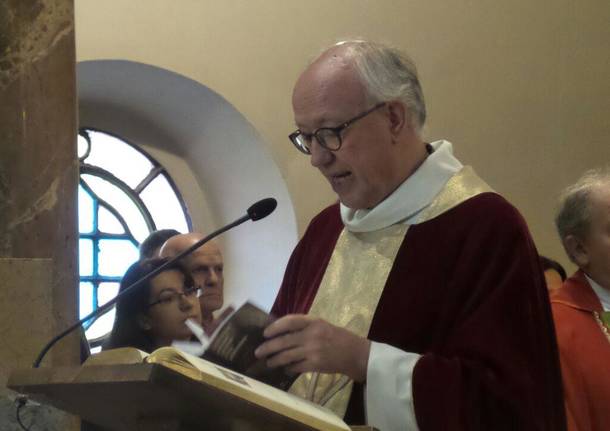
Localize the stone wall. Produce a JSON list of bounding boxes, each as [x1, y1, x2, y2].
[[0, 1, 79, 429]]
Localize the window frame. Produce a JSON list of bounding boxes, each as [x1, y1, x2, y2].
[[78, 127, 192, 348]]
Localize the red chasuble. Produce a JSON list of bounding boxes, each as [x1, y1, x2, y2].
[[551, 271, 610, 431], [272, 193, 566, 430]]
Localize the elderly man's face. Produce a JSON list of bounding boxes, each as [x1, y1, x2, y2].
[[292, 53, 407, 209], [579, 186, 610, 289], [185, 243, 224, 314]]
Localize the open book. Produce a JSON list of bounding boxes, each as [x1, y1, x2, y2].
[[84, 346, 350, 431]]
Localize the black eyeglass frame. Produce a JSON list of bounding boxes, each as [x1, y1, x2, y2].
[[147, 286, 202, 308], [289, 102, 386, 155]]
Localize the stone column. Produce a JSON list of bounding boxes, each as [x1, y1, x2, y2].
[[0, 1, 79, 429]]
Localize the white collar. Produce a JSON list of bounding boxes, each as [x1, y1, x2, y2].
[[585, 274, 610, 312], [340, 140, 463, 232]]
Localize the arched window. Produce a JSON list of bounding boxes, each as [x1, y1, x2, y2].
[[77, 128, 191, 348]]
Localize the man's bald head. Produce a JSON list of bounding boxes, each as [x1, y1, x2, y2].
[[291, 40, 427, 209], [160, 233, 224, 315], [159, 233, 204, 258], [293, 44, 368, 133], [299, 41, 427, 132]]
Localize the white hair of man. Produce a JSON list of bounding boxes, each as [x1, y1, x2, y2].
[[334, 39, 427, 134], [555, 167, 610, 262]]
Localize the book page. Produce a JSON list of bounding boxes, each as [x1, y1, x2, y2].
[[82, 347, 148, 366], [146, 348, 349, 431]]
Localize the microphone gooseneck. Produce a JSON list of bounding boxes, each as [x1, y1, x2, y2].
[[32, 197, 277, 368]]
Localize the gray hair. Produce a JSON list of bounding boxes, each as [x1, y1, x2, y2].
[[555, 167, 610, 261], [335, 40, 427, 133]]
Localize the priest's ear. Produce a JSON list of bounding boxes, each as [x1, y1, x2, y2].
[[564, 234, 590, 269], [386, 101, 408, 138]]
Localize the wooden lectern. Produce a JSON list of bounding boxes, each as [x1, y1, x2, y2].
[[8, 364, 375, 431]]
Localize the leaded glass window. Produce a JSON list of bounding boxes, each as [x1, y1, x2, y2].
[[77, 128, 191, 348]]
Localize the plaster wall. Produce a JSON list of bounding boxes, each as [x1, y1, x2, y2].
[[75, 0, 610, 273]]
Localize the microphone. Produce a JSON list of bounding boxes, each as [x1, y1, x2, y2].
[[33, 197, 277, 368], [247, 198, 277, 221]]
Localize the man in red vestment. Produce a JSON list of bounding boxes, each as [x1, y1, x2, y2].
[[255, 40, 565, 430], [552, 169, 610, 431]]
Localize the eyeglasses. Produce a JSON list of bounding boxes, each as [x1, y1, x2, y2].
[[148, 286, 202, 308], [289, 102, 386, 155]]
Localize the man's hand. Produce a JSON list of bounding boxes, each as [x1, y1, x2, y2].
[[254, 314, 371, 382]]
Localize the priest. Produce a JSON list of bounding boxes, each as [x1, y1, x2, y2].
[[255, 39, 565, 430]]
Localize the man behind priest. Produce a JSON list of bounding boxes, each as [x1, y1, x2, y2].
[[255, 40, 565, 430], [160, 233, 232, 336]]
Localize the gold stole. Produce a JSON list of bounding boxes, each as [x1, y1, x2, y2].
[[289, 166, 494, 417]]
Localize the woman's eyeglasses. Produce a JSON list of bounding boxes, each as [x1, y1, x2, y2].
[[148, 286, 202, 308]]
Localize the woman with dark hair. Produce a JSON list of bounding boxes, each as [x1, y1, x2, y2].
[[105, 258, 203, 352]]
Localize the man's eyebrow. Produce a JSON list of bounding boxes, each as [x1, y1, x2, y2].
[[298, 116, 343, 132]]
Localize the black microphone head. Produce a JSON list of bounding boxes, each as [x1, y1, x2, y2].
[[247, 198, 277, 221]]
